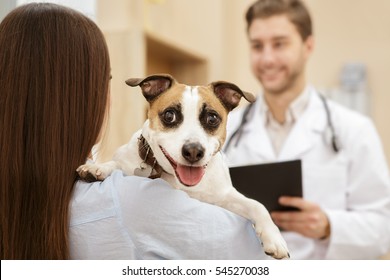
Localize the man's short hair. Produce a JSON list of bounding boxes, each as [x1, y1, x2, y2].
[[245, 0, 313, 41]]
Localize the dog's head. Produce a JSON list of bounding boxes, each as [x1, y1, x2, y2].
[[126, 74, 255, 187]]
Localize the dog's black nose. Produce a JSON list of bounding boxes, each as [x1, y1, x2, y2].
[[182, 143, 205, 163]]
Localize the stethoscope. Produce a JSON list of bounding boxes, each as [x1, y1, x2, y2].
[[224, 93, 340, 153]]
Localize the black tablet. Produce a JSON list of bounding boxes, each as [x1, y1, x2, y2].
[[229, 160, 303, 212]]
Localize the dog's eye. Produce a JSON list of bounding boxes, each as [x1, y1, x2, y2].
[[159, 105, 183, 128], [163, 110, 177, 124], [199, 106, 222, 133], [206, 113, 221, 127], [206, 113, 221, 128]]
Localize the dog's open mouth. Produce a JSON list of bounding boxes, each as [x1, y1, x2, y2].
[[160, 146, 205, 187]]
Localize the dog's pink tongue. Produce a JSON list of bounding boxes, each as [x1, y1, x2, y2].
[[176, 164, 205, 186]]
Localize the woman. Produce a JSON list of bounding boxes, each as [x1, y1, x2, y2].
[[0, 3, 263, 259]]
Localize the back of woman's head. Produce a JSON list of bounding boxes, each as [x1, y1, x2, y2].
[[0, 3, 110, 259]]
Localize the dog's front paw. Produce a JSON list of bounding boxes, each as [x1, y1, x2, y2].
[[77, 163, 112, 182], [257, 225, 290, 260]]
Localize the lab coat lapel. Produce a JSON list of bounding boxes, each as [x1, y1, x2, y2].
[[278, 91, 327, 160], [245, 99, 276, 161]]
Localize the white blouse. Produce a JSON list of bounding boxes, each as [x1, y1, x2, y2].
[[69, 171, 266, 259]]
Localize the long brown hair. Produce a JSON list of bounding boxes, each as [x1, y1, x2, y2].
[[245, 0, 313, 41], [0, 3, 110, 259]]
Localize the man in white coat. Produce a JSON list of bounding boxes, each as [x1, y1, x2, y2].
[[224, 0, 390, 259]]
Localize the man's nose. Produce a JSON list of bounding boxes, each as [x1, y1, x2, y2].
[[260, 45, 276, 64]]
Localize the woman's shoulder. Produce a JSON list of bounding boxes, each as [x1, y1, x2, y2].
[[70, 170, 263, 259], [69, 171, 172, 259], [70, 171, 153, 225], [70, 170, 234, 225]]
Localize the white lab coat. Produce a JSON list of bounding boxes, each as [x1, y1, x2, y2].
[[224, 86, 390, 259]]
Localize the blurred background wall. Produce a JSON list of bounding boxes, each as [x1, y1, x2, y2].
[[2, 0, 390, 164]]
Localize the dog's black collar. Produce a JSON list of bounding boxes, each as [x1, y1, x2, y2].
[[137, 135, 163, 179]]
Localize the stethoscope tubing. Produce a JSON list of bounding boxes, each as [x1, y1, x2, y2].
[[224, 92, 340, 153]]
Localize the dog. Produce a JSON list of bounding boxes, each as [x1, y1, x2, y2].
[[77, 74, 289, 259]]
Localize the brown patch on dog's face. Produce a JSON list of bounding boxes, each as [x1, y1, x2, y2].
[[147, 83, 187, 131], [197, 85, 229, 147]]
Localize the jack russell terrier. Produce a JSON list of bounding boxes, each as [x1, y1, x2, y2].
[[77, 74, 289, 259]]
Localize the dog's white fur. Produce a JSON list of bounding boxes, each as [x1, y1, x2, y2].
[[77, 74, 289, 259]]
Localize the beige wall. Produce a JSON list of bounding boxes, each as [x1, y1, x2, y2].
[[96, 0, 390, 164], [306, 0, 390, 162]]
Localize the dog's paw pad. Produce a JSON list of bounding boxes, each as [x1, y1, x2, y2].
[[258, 228, 290, 259], [264, 247, 290, 260]]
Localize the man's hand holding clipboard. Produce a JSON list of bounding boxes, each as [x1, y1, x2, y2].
[[229, 160, 303, 212], [229, 160, 330, 239]]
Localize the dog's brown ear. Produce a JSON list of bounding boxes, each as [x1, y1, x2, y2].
[[210, 81, 256, 111], [125, 74, 175, 102]]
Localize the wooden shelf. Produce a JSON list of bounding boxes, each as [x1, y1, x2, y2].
[[145, 31, 208, 85]]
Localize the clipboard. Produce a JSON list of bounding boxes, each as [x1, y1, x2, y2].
[[229, 160, 303, 212]]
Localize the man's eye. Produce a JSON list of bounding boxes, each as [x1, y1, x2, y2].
[[206, 113, 220, 127], [163, 110, 176, 123], [274, 41, 286, 49], [251, 43, 262, 51]]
